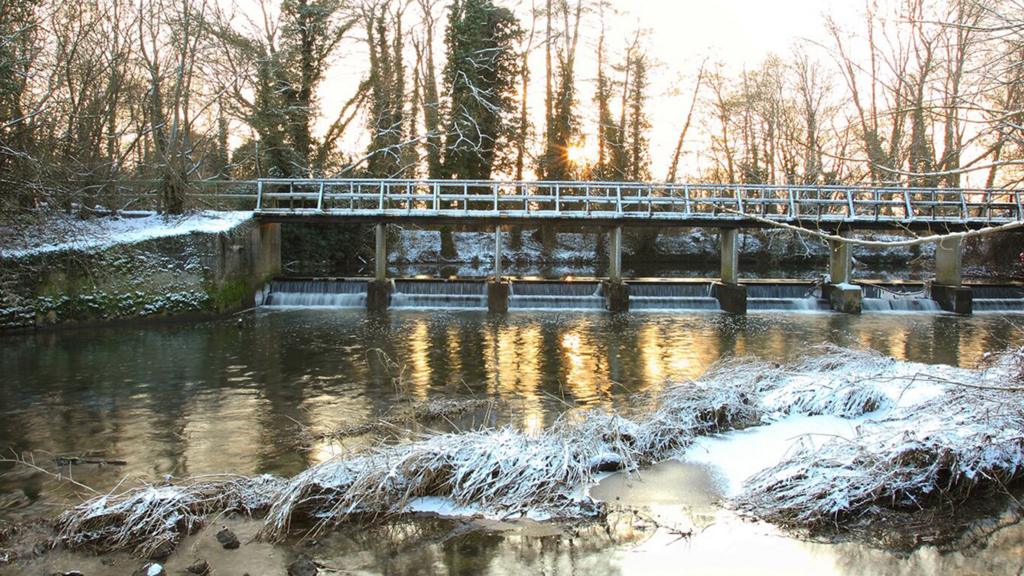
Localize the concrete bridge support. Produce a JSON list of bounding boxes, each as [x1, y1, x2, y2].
[[714, 228, 746, 314], [826, 234, 862, 314], [932, 237, 972, 314], [488, 226, 510, 313], [367, 223, 391, 311], [604, 226, 630, 312]]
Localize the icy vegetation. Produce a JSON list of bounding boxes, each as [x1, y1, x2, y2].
[[55, 345, 1024, 556]]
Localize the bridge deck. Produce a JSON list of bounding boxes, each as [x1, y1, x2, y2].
[[252, 178, 1024, 231]]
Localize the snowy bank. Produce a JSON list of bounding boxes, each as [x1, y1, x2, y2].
[[1, 211, 253, 259], [1, 212, 278, 330]]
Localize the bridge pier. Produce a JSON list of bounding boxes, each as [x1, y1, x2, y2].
[[932, 237, 972, 314], [714, 228, 746, 314], [826, 233, 861, 314], [368, 223, 390, 311], [605, 226, 629, 312], [488, 226, 510, 312]]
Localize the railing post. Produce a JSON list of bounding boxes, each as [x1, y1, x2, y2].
[[379, 181, 385, 211], [846, 189, 854, 217], [788, 188, 796, 218], [433, 182, 440, 211], [684, 185, 691, 215], [616, 186, 622, 213], [734, 185, 744, 214], [256, 180, 263, 210], [903, 190, 913, 220], [317, 181, 325, 211], [555, 184, 560, 212], [493, 183, 499, 211], [1016, 191, 1023, 221]]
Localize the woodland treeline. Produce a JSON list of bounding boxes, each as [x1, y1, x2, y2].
[[1, 0, 1023, 222]]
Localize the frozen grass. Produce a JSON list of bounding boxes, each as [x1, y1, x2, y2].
[[54, 346, 1024, 555], [737, 347, 1024, 529], [56, 475, 282, 558]]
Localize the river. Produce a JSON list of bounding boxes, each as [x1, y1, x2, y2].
[[1, 309, 1022, 574]]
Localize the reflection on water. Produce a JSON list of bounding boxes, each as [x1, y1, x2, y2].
[[0, 310, 1018, 502]]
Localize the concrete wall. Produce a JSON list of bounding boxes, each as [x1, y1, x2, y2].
[[0, 220, 279, 331]]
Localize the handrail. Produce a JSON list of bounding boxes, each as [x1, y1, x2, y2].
[[250, 178, 1024, 226]]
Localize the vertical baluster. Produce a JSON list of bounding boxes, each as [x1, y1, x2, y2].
[[256, 180, 263, 210], [493, 183, 499, 211], [903, 190, 913, 220]]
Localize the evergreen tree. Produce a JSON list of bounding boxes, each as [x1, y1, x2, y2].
[[440, 0, 522, 179]]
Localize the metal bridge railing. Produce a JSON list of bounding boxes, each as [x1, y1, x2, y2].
[[252, 178, 1024, 225]]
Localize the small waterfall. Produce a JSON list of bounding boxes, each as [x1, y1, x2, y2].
[[971, 285, 1024, 312], [746, 283, 827, 311], [630, 282, 720, 311], [509, 281, 605, 310], [862, 298, 942, 312], [263, 279, 367, 308], [391, 280, 487, 309], [860, 283, 941, 313]]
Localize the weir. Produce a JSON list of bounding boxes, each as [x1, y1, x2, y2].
[[248, 178, 1024, 316], [255, 278, 1024, 314]]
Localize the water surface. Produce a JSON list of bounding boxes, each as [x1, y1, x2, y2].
[[1, 309, 1021, 574]]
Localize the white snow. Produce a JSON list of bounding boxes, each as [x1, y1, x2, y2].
[[682, 415, 860, 497], [147, 563, 163, 576], [2, 211, 253, 258]]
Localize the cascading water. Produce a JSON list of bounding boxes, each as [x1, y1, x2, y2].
[[509, 281, 605, 310], [262, 279, 367, 308], [746, 283, 829, 312], [630, 282, 720, 311], [859, 284, 941, 312], [971, 285, 1024, 313], [391, 280, 487, 309]]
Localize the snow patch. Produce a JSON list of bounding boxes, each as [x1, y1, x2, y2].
[[2, 211, 252, 258]]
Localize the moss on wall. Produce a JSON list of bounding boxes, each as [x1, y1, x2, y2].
[[0, 220, 279, 331]]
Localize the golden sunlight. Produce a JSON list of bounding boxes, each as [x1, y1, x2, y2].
[[565, 144, 589, 167]]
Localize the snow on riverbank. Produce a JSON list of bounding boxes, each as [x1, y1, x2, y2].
[[1, 211, 253, 259]]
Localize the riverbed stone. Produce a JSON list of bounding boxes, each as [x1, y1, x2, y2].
[[186, 559, 210, 575], [288, 555, 318, 576], [215, 527, 240, 550]]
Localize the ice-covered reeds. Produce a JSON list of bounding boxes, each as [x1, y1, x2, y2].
[[54, 346, 1024, 555], [56, 475, 283, 558], [737, 347, 1024, 528]]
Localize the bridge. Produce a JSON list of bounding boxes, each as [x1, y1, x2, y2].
[[250, 178, 1024, 315]]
